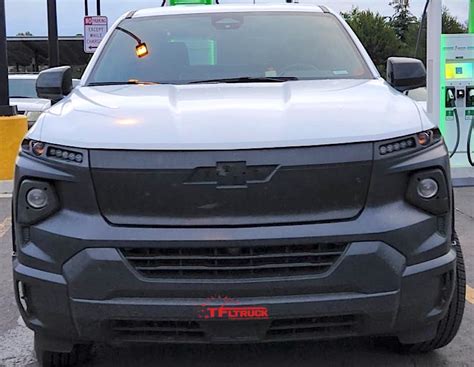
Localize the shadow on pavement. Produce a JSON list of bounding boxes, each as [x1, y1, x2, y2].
[[86, 338, 450, 367]]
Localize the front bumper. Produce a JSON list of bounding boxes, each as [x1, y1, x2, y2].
[[13, 239, 456, 345]]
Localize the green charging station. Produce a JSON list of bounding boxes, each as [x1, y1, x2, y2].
[[438, 1, 474, 170], [169, 0, 212, 5], [440, 34, 474, 165]]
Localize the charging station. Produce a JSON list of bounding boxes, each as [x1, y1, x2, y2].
[[427, 0, 474, 186], [441, 34, 474, 167]]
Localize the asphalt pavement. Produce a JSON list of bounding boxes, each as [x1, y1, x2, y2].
[[0, 189, 473, 367]]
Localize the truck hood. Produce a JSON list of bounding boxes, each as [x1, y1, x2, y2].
[[31, 79, 432, 150]]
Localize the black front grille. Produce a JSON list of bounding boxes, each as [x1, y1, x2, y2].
[[109, 315, 359, 343], [111, 320, 205, 342], [121, 243, 348, 279], [266, 315, 359, 340]]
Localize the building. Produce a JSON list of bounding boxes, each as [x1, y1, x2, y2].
[[7, 36, 89, 77]]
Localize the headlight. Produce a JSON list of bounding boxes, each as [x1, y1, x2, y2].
[[21, 139, 85, 165], [378, 129, 442, 157], [31, 141, 45, 156], [417, 178, 439, 199]]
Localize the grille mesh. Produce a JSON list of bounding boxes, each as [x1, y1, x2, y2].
[[109, 315, 359, 342], [121, 243, 348, 279], [266, 315, 358, 340], [110, 320, 205, 342]]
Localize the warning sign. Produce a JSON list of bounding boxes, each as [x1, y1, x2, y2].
[[84, 16, 108, 53]]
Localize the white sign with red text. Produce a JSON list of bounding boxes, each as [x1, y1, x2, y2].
[[84, 16, 108, 53]]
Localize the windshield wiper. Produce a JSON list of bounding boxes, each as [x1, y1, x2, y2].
[[87, 81, 160, 87], [188, 76, 298, 84], [9, 96, 29, 98]]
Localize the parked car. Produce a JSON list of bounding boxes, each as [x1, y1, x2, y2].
[[407, 87, 428, 111], [9, 75, 80, 127], [8, 74, 51, 127], [13, 5, 465, 367]]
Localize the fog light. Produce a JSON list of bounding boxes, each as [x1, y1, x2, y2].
[[417, 178, 439, 199], [26, 188, 48, 209]]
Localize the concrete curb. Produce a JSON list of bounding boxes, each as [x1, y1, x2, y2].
[[452, 168, 474, 188], [0, 180, 13, 197]]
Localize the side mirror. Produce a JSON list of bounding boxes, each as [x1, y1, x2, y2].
[[36, 66, 73, 103], [387, 57, 426, 93]]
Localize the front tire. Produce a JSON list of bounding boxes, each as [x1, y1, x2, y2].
[[398, 232, 466, 353]]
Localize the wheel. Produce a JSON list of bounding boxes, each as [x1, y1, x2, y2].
[[35, 335, 92, 367], [398, 231, 466, 353]]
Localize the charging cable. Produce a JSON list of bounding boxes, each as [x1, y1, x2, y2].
[[449, 109, 461, 159], [468, 89, 474, 166], [468, 119, 474, 166], [446, 89, 460, 158]]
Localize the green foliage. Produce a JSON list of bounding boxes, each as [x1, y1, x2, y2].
[[16, 31, 33, 37], [342, 8, 403, 75], [342, 3, 467, 76], [442, 7, 468, 34], [389, 0, 417, 42]]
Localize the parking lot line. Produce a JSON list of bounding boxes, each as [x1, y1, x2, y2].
[[0, 217, 11, 238], [467, 286, 474, 305]]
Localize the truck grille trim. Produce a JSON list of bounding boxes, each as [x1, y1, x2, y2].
[[266, 315, 358, 340], [120, 243, 348, 279], [110, 320, 205, 342], [109, 315, 359, 342]]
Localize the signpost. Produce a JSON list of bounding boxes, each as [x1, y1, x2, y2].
[[83, 15, 108, 53], [47, 0, 59, 67], [0, 0, 12, 115]]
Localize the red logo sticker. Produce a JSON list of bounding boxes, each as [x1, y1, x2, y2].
[[198, 296, 269, 320]]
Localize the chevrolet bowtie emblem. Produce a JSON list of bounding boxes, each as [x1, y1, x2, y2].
[[186, 161, 278, 189]]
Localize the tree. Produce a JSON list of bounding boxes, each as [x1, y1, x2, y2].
[[389, 0, 417, 42], [341, 4, 466, 77], [342, 8, 403, 74], [409, 7, 467, 62], [16, 31, 33, 37], [442, 7, 467, 34]]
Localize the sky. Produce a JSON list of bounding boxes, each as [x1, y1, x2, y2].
[[6, 0, 469, 36]]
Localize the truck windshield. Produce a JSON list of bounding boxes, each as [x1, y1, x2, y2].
[[88, 11, 372, 85]]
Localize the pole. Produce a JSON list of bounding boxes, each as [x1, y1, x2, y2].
[[469, 0, 474, 34], [0, 0, 16, 116], [47, 0, 59, 67], [426, 0, 442, 127], [96, 0, 101, 16], [0, 0, 27, 180], [85, 0, 89, 16]]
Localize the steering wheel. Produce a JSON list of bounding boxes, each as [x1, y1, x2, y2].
[[278, 63, 320, 77]]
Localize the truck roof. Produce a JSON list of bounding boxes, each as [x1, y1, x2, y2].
[[133, 4, 329, 18]]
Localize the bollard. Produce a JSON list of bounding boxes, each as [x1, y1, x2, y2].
[[0, 115, 28, 180]]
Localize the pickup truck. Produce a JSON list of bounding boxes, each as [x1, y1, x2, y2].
[[12, 4, 465, 366]]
